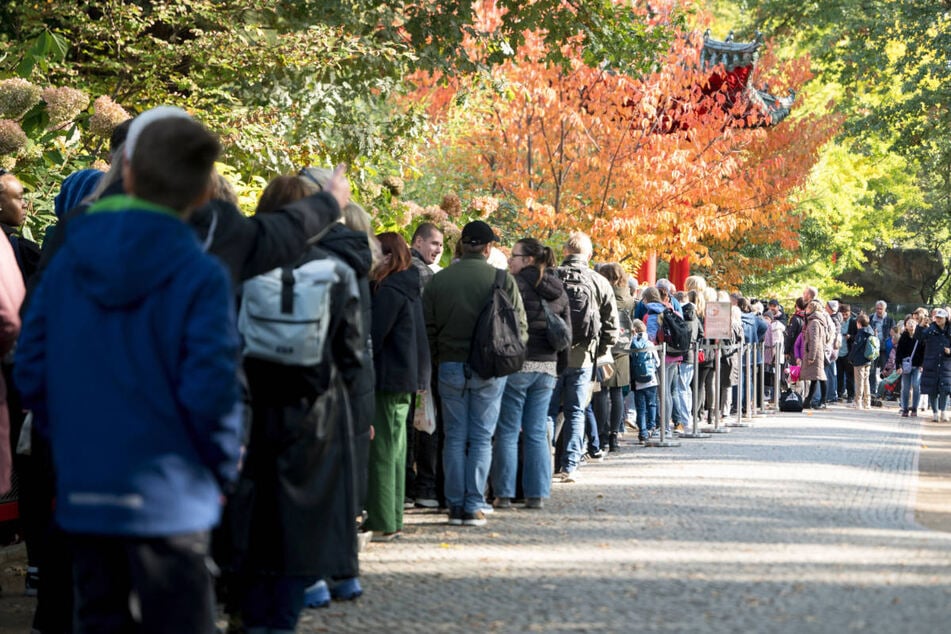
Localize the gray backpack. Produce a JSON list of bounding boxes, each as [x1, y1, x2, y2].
[[238, 259, 338, 366]]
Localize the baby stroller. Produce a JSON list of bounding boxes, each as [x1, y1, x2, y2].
[[876, 370, 901, 402]]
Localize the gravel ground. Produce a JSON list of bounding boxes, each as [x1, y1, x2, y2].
[[300, 404, 951, 633]]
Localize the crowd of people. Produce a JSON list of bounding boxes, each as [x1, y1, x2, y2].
[[1, 106, 951, 633]]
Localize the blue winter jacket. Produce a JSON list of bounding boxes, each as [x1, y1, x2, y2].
[[15, 195, 241, 537]]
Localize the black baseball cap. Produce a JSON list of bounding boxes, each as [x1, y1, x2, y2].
[[460, 220, 499, 246]]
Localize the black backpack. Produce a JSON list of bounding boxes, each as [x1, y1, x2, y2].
[[469, 269, 527, 379], [556, 266, 600, 347], [658, 307, 691, 355], [779, 389, 804, 412]]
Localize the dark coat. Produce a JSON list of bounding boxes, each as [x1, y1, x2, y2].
[[372, 267, 430, 393], [516, 265, 571, 364], [240, 246, 364, 577], [849, 326, 874, 367], [918, 323, 951, 397], [785, 310, 805, 359], [896, 331, 925, 369], [318, 224, 375, 510]]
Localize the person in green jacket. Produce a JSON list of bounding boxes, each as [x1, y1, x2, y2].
[[423, 221, 527, 527]]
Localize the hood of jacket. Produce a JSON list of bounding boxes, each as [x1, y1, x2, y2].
[[518, 266, 564, 301], [645, 301, 666, 315], [378, 266, 420, 300], [64, 195, 201, 308], [320, 223, 372, 278], [54, 169, 103, 219]]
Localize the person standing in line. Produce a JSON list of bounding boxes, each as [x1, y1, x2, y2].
[[365, 232, 430, 540], [490, 238, 570, 510], [868, 300, 895, 396], [423, 221, 527, 527], [849, 313, 875, 410], [799, 300, 829, 409], [917, 308, 951, 422], [406, 222, 443, 509], [549, 232, 618, 482], [15, 116, 241, 634]]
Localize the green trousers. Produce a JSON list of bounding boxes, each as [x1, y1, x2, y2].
[[365, 391, 412, 533]]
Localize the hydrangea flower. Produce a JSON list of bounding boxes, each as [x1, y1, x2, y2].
[[0, 119, 28, 156], [42, 86, 90, 127], [440, 192, 462, 217], [0, 78, 43, 120], [382, 175, 404, 197], [89, 95, 130, 138]]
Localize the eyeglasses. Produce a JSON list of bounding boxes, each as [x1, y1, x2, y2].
[[509, 253, 531, 260]]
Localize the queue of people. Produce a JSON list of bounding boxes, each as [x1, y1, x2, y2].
[[2, 105, 951, 634]]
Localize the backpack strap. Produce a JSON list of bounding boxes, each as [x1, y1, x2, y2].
[[494, 268, 506, 289], [280, 267, 295, 314]]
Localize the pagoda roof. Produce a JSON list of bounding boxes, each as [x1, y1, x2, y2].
[[700, 30, 764, 72]]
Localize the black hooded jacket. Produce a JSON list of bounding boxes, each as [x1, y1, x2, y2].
[[516, 265, 571, 363], [372, 267, 430, 393]]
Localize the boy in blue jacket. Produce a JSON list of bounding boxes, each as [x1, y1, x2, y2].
[[15, 114, 240, 634]]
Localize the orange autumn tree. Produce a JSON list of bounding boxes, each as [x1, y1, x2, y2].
[[412, 13, 838, 285]]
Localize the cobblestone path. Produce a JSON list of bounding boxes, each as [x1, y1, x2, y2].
[[300, 406, 951, 633]]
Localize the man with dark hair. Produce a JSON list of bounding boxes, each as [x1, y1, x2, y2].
[[423, 221, 527, 527], [16, 115, 241, 634], [410, 222, 444, 289], [407, 221, 444, 508]]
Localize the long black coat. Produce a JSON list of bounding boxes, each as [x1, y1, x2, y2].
[[319, 224, 375, 510], [239, 246, 365, 577], [372, 267, 430, 393], [918, 323, 951, 397]]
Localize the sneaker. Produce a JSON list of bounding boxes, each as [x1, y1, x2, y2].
[[330, 577, 363, 601], [585, 449, 605, 463], [357, 529, 373, 552], [871, 399, 883, 407], [304, 580, 331, 609], [462, 510, 487, 527], [481, 503, 495, 515], [911, 408, 917, 417], [415, 497, 439, 509], [933, 412, 939, 422], [673, 423, 685, 433], [24, 567, 38, 598], [901, 409, 909, 418], [524, 497, 544, 509], [493, 497, 512, 509], [553, 470, 576, 483], [403, 497, 415, 509], [942, 411, 949, 422], [448, 506, 464, 526]]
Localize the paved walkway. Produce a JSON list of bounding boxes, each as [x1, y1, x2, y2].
[[2, 404, 950, 633], [300, 404, 951, 633]]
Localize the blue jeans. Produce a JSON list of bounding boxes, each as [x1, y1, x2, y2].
[[491, 371, 557, 500], [824, 361, 837, 400], [901, 368, 921, 412], [635, 386, 658, 438], [930, 392, 949, 414], [549, 366, 590, 474], [663, 361, 686, 427], [585, 402, 600, 453], [439, 362, 506, 514], [676, 363, 694, 424]]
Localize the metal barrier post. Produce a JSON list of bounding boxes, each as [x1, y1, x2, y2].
[[680, 340, 710, 439], [773, 340, 783, 409], [758, 342, 767, 415], [645, 342, 680, 447], [728, 342, 751, 428], [703, 339, 729, 434]]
